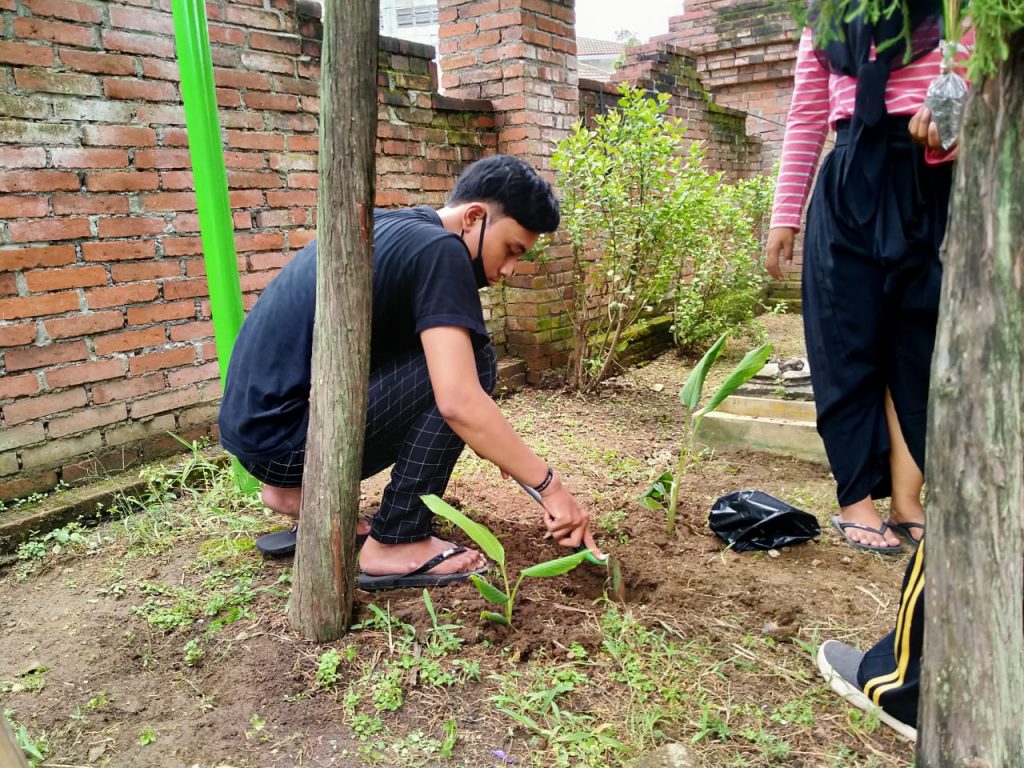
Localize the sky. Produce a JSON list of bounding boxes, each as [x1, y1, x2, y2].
[[573, 0, 685, 43]]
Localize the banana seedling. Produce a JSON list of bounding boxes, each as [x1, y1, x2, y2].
[[641, 333, 772, 537], [422, 495, 587, 626]]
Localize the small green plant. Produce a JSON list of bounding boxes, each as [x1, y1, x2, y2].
[[421, 589, 464, 656], [139, 727, 158, 746], [641, 334, 771, 537], [15, 522, 99, 575], [182, 639, 204, 666], [316, 649, 343, 690], [422, 495, 586, 627], [3, 709, 48, 767], [85, 690, 108, 710], [690, 701, 732, 745], [490, 663, 627, 765], [246, 713, 272, 742]]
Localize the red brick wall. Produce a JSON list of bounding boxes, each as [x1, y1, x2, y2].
[[658, 0, 808, 276], [0, 0, 771, 501], [656, 0, 799, 173], [0, 0, 497, 501], [438, 0, 579, 378]]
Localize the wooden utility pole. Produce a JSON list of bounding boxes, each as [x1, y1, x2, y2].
[[289, 0, 379, 641], [1, 716, 30, 768], [919, 32, 1024, 766]]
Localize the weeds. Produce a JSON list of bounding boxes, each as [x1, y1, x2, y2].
[[139, 727, 157, 746], [113, 438, 263, 558], [316, 649, 342, 690]]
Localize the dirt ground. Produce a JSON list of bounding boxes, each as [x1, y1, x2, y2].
[[0, 317, 916, 768]]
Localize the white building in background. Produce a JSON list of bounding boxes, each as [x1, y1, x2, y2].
[[377, 2, 624, 85], [379, 0, 440, 48], [576, 37, 624, 82]]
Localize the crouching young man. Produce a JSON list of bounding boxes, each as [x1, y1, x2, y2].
[[218, 155, 600, 590]]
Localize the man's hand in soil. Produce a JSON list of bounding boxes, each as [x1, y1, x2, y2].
[[540, 472, 601, 556]]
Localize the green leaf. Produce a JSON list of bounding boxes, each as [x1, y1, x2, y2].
[[520, 550, 588, 578], [639, 496, 665, 512], [697, 343, 773, 417], [422, 589, 437, 624], [422, 495, 504, 566], [469, 574, 508, 605], [679, 333, 728, 410], [481, 610, 509, 625], [641, 470, 674, 501]]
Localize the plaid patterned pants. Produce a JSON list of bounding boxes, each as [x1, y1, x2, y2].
[[240, 343, 497, 544]]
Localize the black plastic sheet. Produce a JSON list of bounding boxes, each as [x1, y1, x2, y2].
[[709, 490, 820, 552]]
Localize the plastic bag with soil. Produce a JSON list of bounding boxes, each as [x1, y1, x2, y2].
[[709, 489, 820, 552]]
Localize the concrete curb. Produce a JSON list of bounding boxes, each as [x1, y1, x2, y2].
[[0, 451, 227, 560], [701, 396, 827, 465]]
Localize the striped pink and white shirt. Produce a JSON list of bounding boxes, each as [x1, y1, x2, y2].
[[770, 28, 968, 231]]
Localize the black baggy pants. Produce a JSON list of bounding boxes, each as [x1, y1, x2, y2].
[[802, 117, 952, 505]]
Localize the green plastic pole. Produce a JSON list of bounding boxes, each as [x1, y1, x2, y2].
[[172, 0, 258, 492]]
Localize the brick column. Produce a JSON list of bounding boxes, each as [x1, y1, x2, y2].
[[438, 0, 578, 379]]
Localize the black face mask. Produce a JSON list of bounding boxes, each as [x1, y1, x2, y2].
[[462, 212, 489, 289]]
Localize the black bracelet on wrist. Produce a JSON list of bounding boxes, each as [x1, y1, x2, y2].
[[532, 466, 554, 493]]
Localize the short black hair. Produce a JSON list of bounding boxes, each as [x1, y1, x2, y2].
[[448, 155, 560, 234]]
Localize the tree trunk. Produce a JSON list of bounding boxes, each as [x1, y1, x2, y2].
[[0, 716, 30, 768], [919, 33, 1024, 767], [289, 0, 378, 641]]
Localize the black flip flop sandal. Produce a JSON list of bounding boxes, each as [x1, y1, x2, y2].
[[888, 520, 924, 550], [830, 515, 903, 555], [256, 525, 299, 557], [356, 546, 490, 591], [256, 517, 374, 558]]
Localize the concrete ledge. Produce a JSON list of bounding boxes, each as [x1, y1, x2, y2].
[[0, 472, 147, 559], [702, 396, 826, 464], [0, 452, 227, 559], [495, 357, 527, 398], [717, 396, 815, 421]]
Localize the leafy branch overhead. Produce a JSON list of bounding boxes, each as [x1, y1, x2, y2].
[[791, 0, 1024, 79]]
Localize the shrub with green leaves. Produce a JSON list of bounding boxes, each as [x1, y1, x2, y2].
[[554, 85, 687, 392], [641, 334, 772, 536], [553, 84, 774, 390], [670, 172, 775, 354], [422, 495, 586, 627]]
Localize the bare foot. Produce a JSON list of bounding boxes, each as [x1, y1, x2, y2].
[[838, 499, 901, 549], [359, 536, 486, 576]]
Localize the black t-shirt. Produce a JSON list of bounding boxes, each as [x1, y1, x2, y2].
[[218, 206, 489, 462]]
